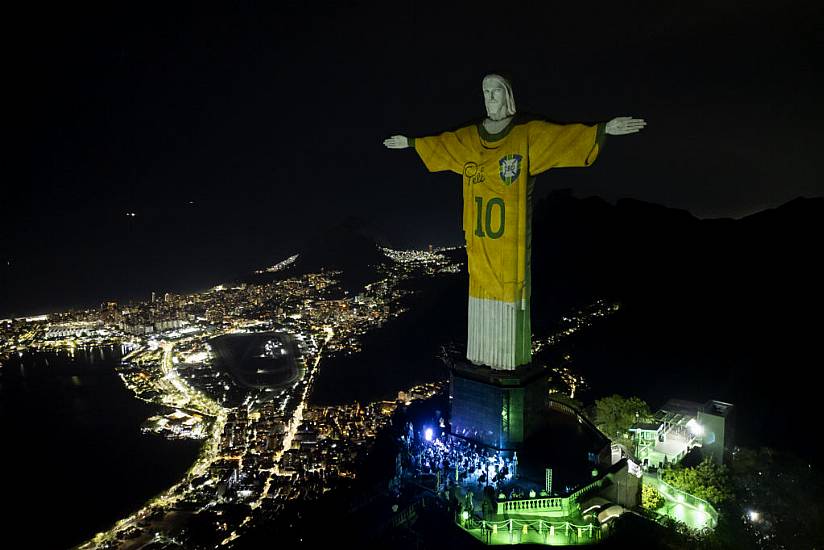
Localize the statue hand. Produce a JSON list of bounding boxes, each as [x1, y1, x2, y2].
[[383, 135, 410, 149], [606, 117, 647, 135]]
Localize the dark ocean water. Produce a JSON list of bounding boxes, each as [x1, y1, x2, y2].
[[0, 346, 202, 550], [309, 274, 466, 406]]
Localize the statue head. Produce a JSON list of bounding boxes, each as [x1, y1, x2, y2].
[[482, 74, 516, 121]]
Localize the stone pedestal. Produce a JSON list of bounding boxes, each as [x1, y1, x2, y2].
[[446, 357, 549, 450]]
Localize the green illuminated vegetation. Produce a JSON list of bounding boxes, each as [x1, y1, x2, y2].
[[661, 458, 732, 507], [641, 483, 664, 511], [592, 394, 651, 452]]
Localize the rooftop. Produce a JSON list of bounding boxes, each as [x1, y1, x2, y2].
[[702, 399, 734, 417]]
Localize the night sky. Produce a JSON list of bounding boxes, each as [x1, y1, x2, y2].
[[7, 1, 823, 317]]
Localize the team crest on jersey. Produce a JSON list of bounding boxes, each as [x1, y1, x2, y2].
[[498, 154, 522, 185]]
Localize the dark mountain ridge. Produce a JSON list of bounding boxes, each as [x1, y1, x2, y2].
[[527, 191, 822, 463], [531, 191, 822, 319], [244, 216, 387, 294]]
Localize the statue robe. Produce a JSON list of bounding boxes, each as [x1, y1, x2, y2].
[[411, 116, 606, 370]]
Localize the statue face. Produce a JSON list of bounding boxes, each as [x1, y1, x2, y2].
[[483, 78, 507, 119]]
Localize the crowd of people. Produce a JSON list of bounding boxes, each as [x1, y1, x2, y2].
[[403, 423, 520, 494]]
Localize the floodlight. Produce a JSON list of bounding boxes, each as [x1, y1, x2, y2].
[[686, 418, 704, 436]]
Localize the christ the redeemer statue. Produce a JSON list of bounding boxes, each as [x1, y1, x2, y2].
[[384, 74, 645, 371]]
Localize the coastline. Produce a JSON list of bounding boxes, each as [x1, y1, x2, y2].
[[76, 341, 228, 549], [0, 346, 202, 550]]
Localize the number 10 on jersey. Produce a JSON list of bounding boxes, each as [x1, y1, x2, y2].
[[473, 196, 505, 239]]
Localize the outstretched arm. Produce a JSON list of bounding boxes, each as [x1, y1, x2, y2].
[[527, 121, 606, 174], [527, 116, 647, 174], [606, 117, 646, 135], [383, 129, 472, 174]]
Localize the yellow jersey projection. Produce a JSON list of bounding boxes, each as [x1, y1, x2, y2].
[[411, 116, 605, 369]]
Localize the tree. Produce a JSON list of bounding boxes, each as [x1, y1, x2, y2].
[[724, 446, 824, 550], [592, 394, 652, 451], [661, 458, 732, 507], [641, 483, 665, 511]]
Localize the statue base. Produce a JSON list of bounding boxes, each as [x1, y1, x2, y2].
[[443, 353, 550, 451]]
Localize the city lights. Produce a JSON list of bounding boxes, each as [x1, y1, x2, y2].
[[0, 247, 467, 548]]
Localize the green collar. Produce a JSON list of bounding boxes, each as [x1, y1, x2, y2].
[[477, 116, 516, 142]]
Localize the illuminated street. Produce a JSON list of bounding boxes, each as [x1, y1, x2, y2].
[[1, 247, 463, 548]]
